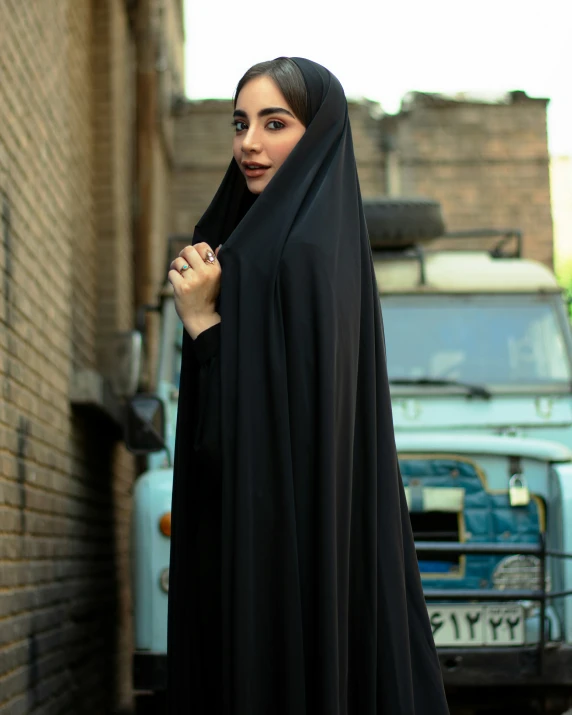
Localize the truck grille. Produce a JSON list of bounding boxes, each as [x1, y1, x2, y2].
[[410, 511, 460, 574], [399, 456, 544, 587]]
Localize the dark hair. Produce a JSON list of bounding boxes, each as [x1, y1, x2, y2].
[[234, 57, 311, 127]]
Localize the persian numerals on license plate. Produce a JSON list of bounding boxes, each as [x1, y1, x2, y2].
[[427, 604, 525, 646]]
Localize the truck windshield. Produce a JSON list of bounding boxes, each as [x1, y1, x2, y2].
[[381, 294, 572, 387]]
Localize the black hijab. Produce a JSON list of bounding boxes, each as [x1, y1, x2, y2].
[[168, 57, 449, 715]]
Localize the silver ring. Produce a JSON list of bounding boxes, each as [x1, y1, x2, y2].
[[180, 263, 189, 272]]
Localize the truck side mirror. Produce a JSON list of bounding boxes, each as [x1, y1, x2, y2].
[[98, 331, 143, 398], [125, 394, 166, 454]]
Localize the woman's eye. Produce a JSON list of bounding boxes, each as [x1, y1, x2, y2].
[[267, 120, 285, 130], [232, 121, 247, 132]]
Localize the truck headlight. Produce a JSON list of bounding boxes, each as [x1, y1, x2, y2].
[[159, 568, 169, 592], [492, 555, 550, 592]]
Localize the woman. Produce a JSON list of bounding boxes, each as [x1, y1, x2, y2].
[[167, 57, 449, 715]]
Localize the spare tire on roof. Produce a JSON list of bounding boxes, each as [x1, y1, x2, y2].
[[363, 197, 445, 249]]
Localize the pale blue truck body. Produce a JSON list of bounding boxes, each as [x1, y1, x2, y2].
[[132, 249, 572, 700]]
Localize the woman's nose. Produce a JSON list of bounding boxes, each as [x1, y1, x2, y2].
[[241, 127, 262, 153]]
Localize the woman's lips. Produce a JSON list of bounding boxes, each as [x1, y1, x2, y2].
[[243, 163, 270, 178]]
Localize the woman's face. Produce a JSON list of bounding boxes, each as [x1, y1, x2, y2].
[[233, 76, 306, 194]]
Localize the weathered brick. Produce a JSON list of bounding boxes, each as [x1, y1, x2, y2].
[[381, 92, 553, 265], [172, 92, 552, 267], [0, 0, 185, 710]]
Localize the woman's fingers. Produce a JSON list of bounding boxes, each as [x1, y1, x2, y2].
[[198, 243, 216, 264], [179, 243, 217, 269], [168, 247, 221, 293], [179, 245, 204, 272], [168, 268, 185, 288], [193, 242, 217, 263], [170, 256, 192, 275], [168, 243, 222, 331]]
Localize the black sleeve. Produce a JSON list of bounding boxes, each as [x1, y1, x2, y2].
[[191, 324, 221, 466], [192, 323, 221, 366]]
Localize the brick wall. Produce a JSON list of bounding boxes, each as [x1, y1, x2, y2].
[[172, 91, 553, 267], [172, 101, 233, 235], [0, 0, 183, 711], [172, 99, 385, 235], [381, 92, 553, 265], [93, 0, 136, 343], [137, 0, 184, 385], [348, 101, 386, 198]]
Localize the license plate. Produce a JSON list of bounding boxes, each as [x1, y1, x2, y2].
[[427, 604, 525, 646]]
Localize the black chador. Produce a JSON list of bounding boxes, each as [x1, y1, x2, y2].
[[167, 57, 449, 715]]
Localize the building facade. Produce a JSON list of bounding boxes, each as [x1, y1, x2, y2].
[[171, 99, 386, 236], [173, 90, 553, 266], [0, 0, 184, 711], [0, 6, 558, 712], [380, 91, 554, 265]]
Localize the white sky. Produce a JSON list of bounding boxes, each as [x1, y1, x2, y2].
[[184, 0, 572, 156]]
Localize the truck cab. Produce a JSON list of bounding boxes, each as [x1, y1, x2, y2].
[[376, 232, 572, 713], [127, 206, 572, 714]]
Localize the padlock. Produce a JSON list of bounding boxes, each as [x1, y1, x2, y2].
[[509, 474, 531, 507]]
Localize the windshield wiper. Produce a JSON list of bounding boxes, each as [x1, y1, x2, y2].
[[389, 377, 491, 399]]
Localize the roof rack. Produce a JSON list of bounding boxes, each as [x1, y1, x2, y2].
[[371, 228, 523, 286], [439, 228, 523, 259], [372, 244, 428, 285]]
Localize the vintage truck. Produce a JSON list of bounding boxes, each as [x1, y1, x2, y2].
[[126, 199, 572, 714]]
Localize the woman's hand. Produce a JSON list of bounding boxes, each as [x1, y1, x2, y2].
[[168, 242, 222, 339]]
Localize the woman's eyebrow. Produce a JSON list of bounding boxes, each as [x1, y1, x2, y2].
[[258, 107, 295, 118], [232, 107, 295, 119]]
